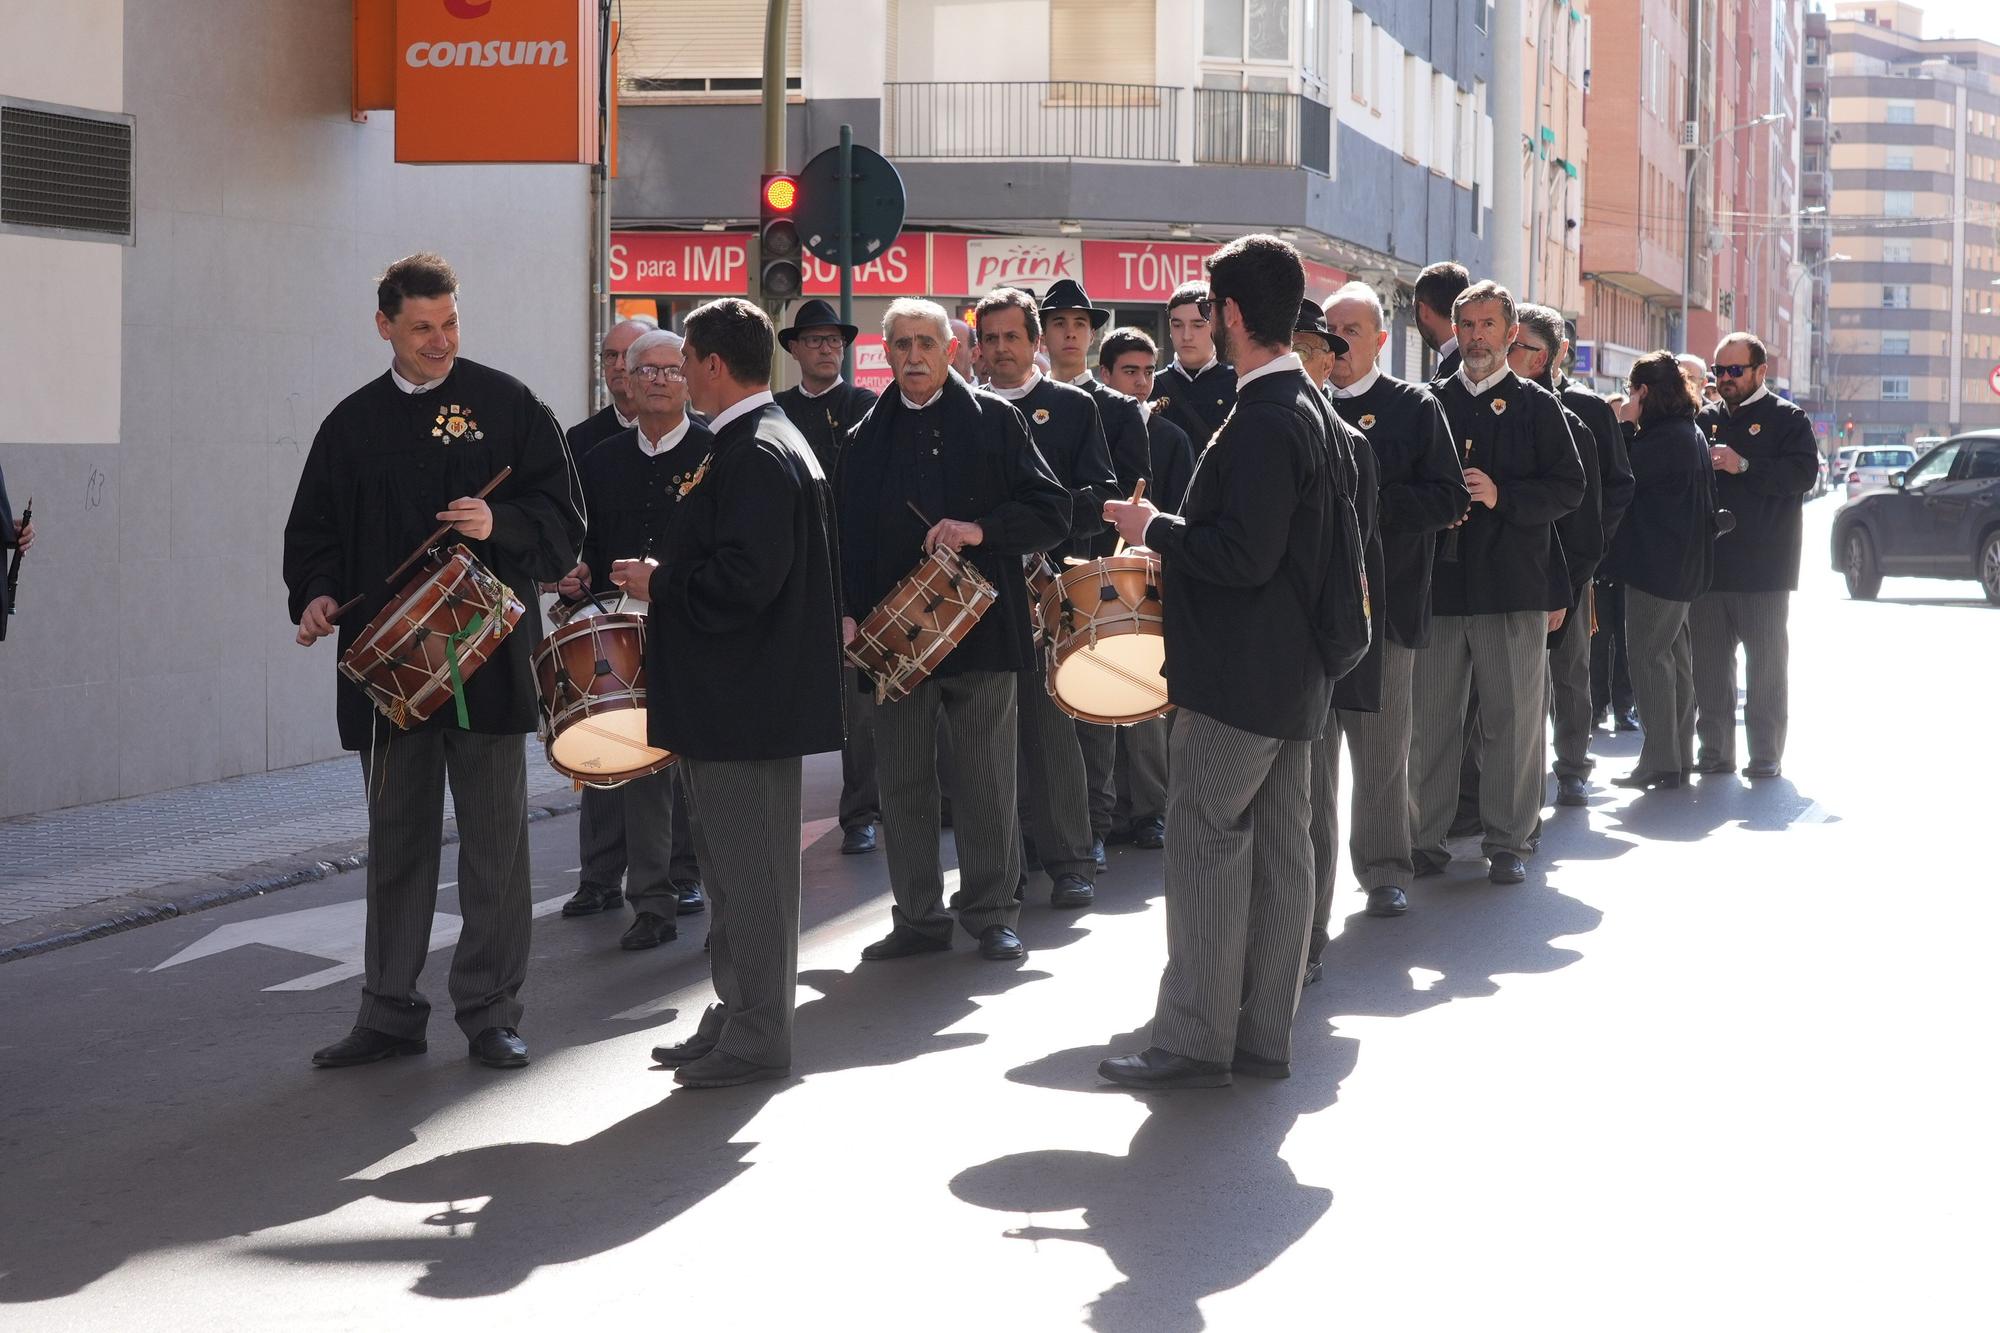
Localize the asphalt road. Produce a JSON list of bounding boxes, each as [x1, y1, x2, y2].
[[2, 496, 1995, 1332]]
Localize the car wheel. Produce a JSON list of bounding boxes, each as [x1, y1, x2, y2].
[[1980, 530, 2000, 606], [1844, 528, 1882, 600]]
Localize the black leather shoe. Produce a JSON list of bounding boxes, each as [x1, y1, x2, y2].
[[673, 1049, 789, 1089], [1091, 837, 1107, 872], [651, 1033, 717, 1067], [978, 925, 1026, 960], [673, 881, 706, 916], [1050, 874, 1094, 909], [1592, 706, 1610, 731], [860, 927, 951, 961], [1745, 759, 1782, 779], [840, 825, 877, 854], [1412, 851, 1449, 878], [1232, 1048, 1291, 1080], [561, 882, 624, 917], [1695, 757, 1737, 775], [312, 1026, 426, 1068], [1302, 958, 1323, 987], [1133, 817, 1165, 850], [1488, 853, 1527, 885], [469, 1027, 529, 1069], [1613, 769, 1683, 790], [1617, 708, 1641, 732], [1098, 1046, 1232, 1089], [621, 911, 678, 951], [1556, 774, 1588, 807], [1365, 885, 1409, 917]]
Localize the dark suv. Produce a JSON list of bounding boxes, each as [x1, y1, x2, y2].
[[1831, 430, 2000, 604]]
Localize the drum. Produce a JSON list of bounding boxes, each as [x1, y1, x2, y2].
[[846, 545, 999, 703], [1039, 551, 1170, 724], [533, 604, 675, 787], [339, 544, 523, 730]]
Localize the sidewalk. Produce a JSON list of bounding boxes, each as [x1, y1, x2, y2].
[[0, 748, 581, 962]]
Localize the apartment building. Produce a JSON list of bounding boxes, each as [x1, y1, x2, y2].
[[608, 0, 1499, 384], [1517, 0, 1591, 321], [1818, 2, 2000, 450]]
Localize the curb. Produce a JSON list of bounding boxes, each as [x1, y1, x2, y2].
[[0, 793, 583, 966]]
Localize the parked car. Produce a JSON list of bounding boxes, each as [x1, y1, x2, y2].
[[1831, 430, 2000, 603], [1846, 446, 1918, 501], [1812, 452, 1830, 498], [1829, 445, 1863, 488]]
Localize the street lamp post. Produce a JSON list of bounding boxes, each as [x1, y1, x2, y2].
[[1680, 111, 1786, 353]]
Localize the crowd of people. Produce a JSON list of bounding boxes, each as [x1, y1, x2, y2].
[[281, 237, 1817, 1090]]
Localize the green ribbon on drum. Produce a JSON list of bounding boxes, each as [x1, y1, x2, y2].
[[444, 611, 488, 729]]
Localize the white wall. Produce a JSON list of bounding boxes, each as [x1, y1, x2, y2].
[[897, 0, 1051, 83], [0, 0, 590, 817]]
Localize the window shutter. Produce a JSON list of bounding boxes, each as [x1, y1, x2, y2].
[[619, 0, 803, 94], [1050, 0, 1156, 86]]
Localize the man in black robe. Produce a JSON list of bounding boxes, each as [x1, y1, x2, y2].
[[1414, 261, 1470, 382], [839, 299, 1071, 963], [609, 297, 845, 1089], [558, 327, 713, 949], [774, 298, 882, 855], [975, 286, 1119, 907], [284, 252, 581, 1071], [566, 315, 656, 460], [1149, 281, 1235, 446]]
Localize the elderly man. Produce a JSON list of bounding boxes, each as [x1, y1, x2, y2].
[[1309, 282, 1466, 963], [568, 315, 658, 459], [775, 298, 883, 855], [1692, 333, 1819, 780], [838, 299, 1070, 962], [1410, 281, 1584, 886], [558, 328, 713, 947]]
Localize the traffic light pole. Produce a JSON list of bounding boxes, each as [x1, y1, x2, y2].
[[761, 0, 790, 365], [839, 123, 854, 383]]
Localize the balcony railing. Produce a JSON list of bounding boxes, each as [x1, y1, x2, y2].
[[1194, 89, 1332, 173], [883, 82, 1179, 162]]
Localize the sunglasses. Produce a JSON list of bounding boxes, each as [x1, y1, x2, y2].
[[1714, 363, 1757, 379], [1195, 298, 1214, 321]]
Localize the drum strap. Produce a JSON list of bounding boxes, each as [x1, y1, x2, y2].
[[444, 611, 488, 728]]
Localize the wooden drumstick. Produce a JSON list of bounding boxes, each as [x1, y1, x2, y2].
[[329, 466, 514, 625], [1112, 478, 1147, 557]]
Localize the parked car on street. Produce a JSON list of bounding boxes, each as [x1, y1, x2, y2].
[[1846, 446, 1918, 501], [1831, 430, 2000, 603], [1829, 445, 1863, 489]]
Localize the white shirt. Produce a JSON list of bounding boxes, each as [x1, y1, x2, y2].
[[634, 415, 691, 458], [708, 390, 776, 437], [1730, 383, 1771, 413], [1169, 357, 1215, 381], [1331, 365, 1383, 399], [614, 405, 637, 428], [1457, 362, 1510, 397], [988, 368, 1044, 401], [1069, 370, 1097, 388], [1438, 335, 1459, 361], [901, 385, 944, 410], [799, 376, 844, 400], [1236, 352, 1303, 391], [390, 364, 446, 394]]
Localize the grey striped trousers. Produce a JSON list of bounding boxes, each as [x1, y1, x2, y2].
[[680, 755, 803, 1068], [1691, 589, 1791, 767], [1113, 714, 1172, 828], [1150, 709, 1315, 1066], [357, 729, 531, 1041], [1411, 611, 1548, 860], [1017, 671, 1096, 881], [578, 766, 700, 913], [1626, 588, 1695, 775], [1312, 641, 1416, 951], [874, 669, 1023, 940]]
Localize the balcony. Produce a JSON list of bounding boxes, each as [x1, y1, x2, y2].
[[1194, 88, 1333, 174], [883, 82, 1179, 163]]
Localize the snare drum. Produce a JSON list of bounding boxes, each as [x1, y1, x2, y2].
[[1038, 551, 1170, 724], [339, 545, 524, 730], [534, 604, 674, 787], [846, 546, 999, 703]]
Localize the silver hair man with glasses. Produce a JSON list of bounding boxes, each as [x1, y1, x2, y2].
[[556, 326, 714, 949], [836, 298, 1071, 965], [1691, 332, 1819, 780]]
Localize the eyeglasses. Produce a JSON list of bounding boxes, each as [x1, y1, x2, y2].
[[1510, 340, 1549, 358], [796, 332, 846, 351], [631, 364, 686, 383], [1713, 363, 1757, 379]]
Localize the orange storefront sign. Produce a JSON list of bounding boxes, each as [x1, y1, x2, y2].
[[376, 0, 598, 164]]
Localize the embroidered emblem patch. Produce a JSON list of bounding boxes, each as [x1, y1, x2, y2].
[[1032, 408, 1051, 425], [1359, 414, 1377, 430], [676, 455, 711, 499], [1490, 398, 1507, 416], [1748, 423, 1762, 436], [431, 403, 484, 443]]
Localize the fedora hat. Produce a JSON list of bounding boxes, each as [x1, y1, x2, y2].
[[1037, 278, 1111, 330], [779, 298, 859, 349], [1293, 299, 1350, 356]]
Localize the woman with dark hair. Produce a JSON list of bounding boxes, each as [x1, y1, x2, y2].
[[1605, 350, 1715, 789]]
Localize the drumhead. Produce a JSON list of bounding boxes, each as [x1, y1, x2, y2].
[[549, 708, 671, 777], [1049, 634, 1170, 724]]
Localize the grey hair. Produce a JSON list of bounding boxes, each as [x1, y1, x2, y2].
[[883, 298, 952, 344], [624, 327, 684, 370], [1324, 281, 1386, 334], [1515, 304, 1567, 362]]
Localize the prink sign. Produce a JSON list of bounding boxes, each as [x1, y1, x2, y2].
[[966, 238, 1085, 292]]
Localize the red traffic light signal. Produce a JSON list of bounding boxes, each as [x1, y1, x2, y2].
[[763, 175, 798, 212], [760, 172, 802, 303]]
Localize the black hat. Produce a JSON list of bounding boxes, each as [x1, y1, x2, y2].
[[1038, 278, 1111, 330], [778, 298, 859, 349], [1293, 299, 1350, 356]]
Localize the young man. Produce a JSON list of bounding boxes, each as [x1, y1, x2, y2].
[[609, 297, 845, 1089], [1692, 332, 1819, 780], [1149, 281, 1235, 446], [567, 315, 658, 460], [285, 252, 582, 1071], [1413, 262, 1470, 382], [1100, 235, 1365, 1089], [774, 298, 883, 855]]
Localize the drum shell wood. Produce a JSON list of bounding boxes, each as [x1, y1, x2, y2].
[[845, 546, 999, 703], [533, 609, 675, 786], [338, 546, 523, 730], [1039, 552, 1170, 725]]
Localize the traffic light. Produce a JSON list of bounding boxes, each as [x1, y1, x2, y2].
[[759, 172, 802, 304], [1842, 419, 1854, 439]]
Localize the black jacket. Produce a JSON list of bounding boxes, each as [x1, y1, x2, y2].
[[566, 403, 629, 461], [1144, 410, 1199, 514], [1143, 366, 1353, 741], [1328, 373, 1467, 650], [0, 463, 15, 638], [1561, 375, 1635, 549], [1331, 413, 1386, 713], [1072, 374, 1152, 551], [642, 400, 844, 761], [1429, 369, 1587, 616], [1009, 375, 1117, 560], [576, 420, 715, 597], [838, 373, 1071, 677], [1696, 391, 1820, 592], [1435, 345, 1463, 382], [1551, 395, 1605, 598], [1149, 358, 1236, 445], [775, 380, 878, 480], [1605, 415, 1715, 602], [283, 359, 583, 750]]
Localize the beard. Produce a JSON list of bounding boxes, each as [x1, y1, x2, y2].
[[1211, 319, 1233, 368]]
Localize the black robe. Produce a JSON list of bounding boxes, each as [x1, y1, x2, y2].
[[1144, 410, 1199, 515], [1149, 358, 1236, 446], [1006, 374, 1117, 561], [1331, 411, 1386, 713], [1605, 416, 1715, 602], [774, 380, 878, 480], [576, 419, 715, 597], [1429, 369, 1586, 617], [838, 373, 1071, 677], [1434, 344, 1463, 383], [0, 464, 16, 639], [639, 400, 844, 762], [566, 403, 630, 462], [1561, 375, 1636, 548], [283, 359, 582, 750], [1070, 371, 1152, 508], [1696, 391, 1820, 592]]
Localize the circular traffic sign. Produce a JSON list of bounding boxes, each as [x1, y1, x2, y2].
[[1989, 364, 2000, 396], [796, 142, 906, 266]]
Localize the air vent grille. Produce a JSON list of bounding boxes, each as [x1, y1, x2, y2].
[[1, 103, 134, 239]]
